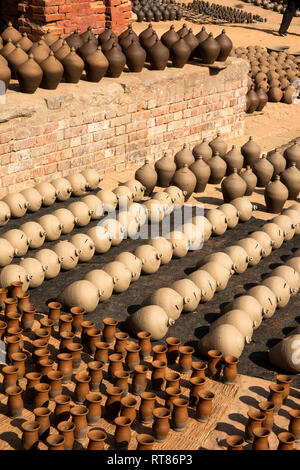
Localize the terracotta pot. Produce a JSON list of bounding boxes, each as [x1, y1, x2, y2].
[[21, 421, 40, 450], [33, 383, 50, 408], [207, 349, 223, 378], [132, 364, 148, 395], [165, 370, 181, 390], [268, 383, 284, 414], [71, 405, 89, 441], [66, 342, 83, 371], [21, 306, 36, 331], [152, 407, 171, 442], [191, 361, 207, 379], [139, 391, 156, 424], [166, 337, 181, 364], [59, 313, 73, 333], [88, 361, 104, 392], [70, 306, 85, 334], [120, 396, 137, 423], [6, 310, 21, 330], [10, 351, 26, 379], [87, 429, 106, 450], [114, 331, 129, 355], [223, 355, 238, 384], [276, 374, 292, 400], [10, 281, 24, 299], [114, 370, 130, 397], [226, 435, 245, 450], [87, 327, 102, 355], [153, 344, 168, 363], [258, 401, 275, 431], [17, 292, 31, 312], [151, 360, 166, 391], [86, 392, 102, 425], [59, 331, 75, 351], [6, 385, 23, 418], [245, 409, 265, 442], [164, 386, 181, 411], [46, 434, 64, 450], [252, 427, 270, 450], [47, 370, 63, 399], [277, 432, 295, 450], [189, 377, 206, 406], [105, 386, 123, 421], [137, 331, 152, 359], [178, 346, 194, 373], [6, 334, 21, 360], [48, 301, 62, 327], [114, 416, 132, 450], [102, 317, 118, 344], [108, 353, 124, 379], [33, 347, 50, 366], [39, 317, 54, 335], [125, 343, 141, 371], [281, 163, 300, 200], [34, 327, 50, 344], [33, 407, 51, 440], [4, 297, 18, 317], [171, 398, 189, 432], [0, 287, 8, 309], [57, 352, 73, 383], [136, 434, 155, 450], [196, 391, 214, 422], [81, 320, 95, 346], [25, 371, 41, 403], [288, 409, 300, 442], [0, 320, 7, 341], [54, 394, 71, 424], [37, 358, 54, 378], [57, 421, 75, 450], [94, 341, 110, 364], [74, 371, 91, 404], [207, 152, 227, 184], [135, 158, 157, 196]]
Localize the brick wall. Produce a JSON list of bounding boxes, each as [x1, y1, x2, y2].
[[0, 59, 248, 197]]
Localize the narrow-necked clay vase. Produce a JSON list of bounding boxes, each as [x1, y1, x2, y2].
[[174, 144, 194, 169], [54, 40, 71, 62], [21, 421, 40, 450], [268, 86, 283, 103], [170, 37, 191, 68], [184, 29, 199, 59], [85, 46, 109, 82], [256, 86, 268, 112], [105, 43, 126, 78], [224, 146, 244, 174], [215, 30, 232, 62], [40, 51, 64, 89], [267, 148, 286, 179], [192, 138, 213, 162], [253, 154, 274, 187], [207, 152, 227, 184], [264, 176, 288, 213], [124, 40, 146, 73], [62, 48, 84, 83], [17, 54, 43, 94], [152, 408, 171, 442], [135, 158, 157, 196], [7, 44, 28, 79], [240, 166, 257, 195], [77, 37, 98, 60], [148, 38, 169, 70], [197, 33, 220, 64], [241, 136, 261, 167], [209, 132, 227, 157], [155, 152, 176, 187], [246, 86, 259, 114], [258, 401, 275, 431], [161, 25, 179, 49], [281, 163, 300, 200], [2, 22, 22, 44], [189, 156, 211, 193], [172, 164, 197, 201], [221, 169, 247, 203], [284, 142, 300, 169], [99, 26, 117, 44], [30, 41, 49, 64]]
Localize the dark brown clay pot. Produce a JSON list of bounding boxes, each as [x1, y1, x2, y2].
[[54, 394, 71, 424], [6, 44, 28, 79], [170, 38, 191, 68], [84, 46, 109, 82], [78, 37, 98, 60], [258, 401, 275, 432], [47, 370, 63, 399], [62, 48, 84, 83], [86, 392, 102, 425], [256, 86, 268, 112], [197, 33, 220, 64], [215, 29, 232, 62], [74, 372, 91, 404], [192, 138, 213, 162], [284, 142, 300, 169], [252, 427, 270, 450], [207, 152, 227, 184], [2, 22, 22, 44], [135, 158, 157, 196], [178, 345, 194, 373], [253, 154, 274, 187], [99, 27, 117, 44], [223, 355, 239, 384], [66, 30, 84, 50], [102, 317, 118, 344], [196, 391, 214, 422], [288, 409, 300, 443], [30, 41, 50, 64], [224, 146, 244, 174], [6, 385, 23, 418], [246, 86, 259, 113], [108, 353, 124, 379], [166, 337, 181, 364], [264, 176, 288, 213], [189, 377, 206, 406], [54, 40, 71, 62], [105, 43, 126, 78], [268, 86, 283, 102], [155, 153, 176, 188], [267, 148, 286, 179], [101, 36, 122, 54], [48, 301, 62, 326], [139, 391, 156, 424], [137, 331, 152, 359], [105, 386, 123, 421], [0, 64, 10, 89], [21, 421, 40, 450], [281, 163, 300, 200], [226, 435, 245, 450], [50, 35, 64, 53], [94, 341, 110, 364], [149, 38, 169, 70], [184, 29, 199, 59], [88, 360, 104, 392], [71, 405, 89, 441], [57, 421, 75, 450], [241, 136, 261, 167], [139, 24, 154, 44], [245, 409, 265, 442], [172, 164, 197, 201], [17, 54, 43, 94], [196, 26, 209, 45], [40, 51, 64, 89], [119, 31, 138, 51], [240, 166, 257, 195], [132, 364, 148, 395], [161, 25, 179, 49], [119, 24, 138, 42], [57, 352, 73, 383], [124, 40, 146, 73], [114, 416, 132, 450], [221, 168, 247, 203], [33, 407, 51, 440], [152, 407, 170, 442], [171, 398, 189, 432], [87, 429, 106, 450], [136, 434, 155, 450], [44, 30, 57, 48], [207, 349, 223, 378]]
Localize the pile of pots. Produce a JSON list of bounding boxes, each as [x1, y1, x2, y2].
[[0, 21, 233, 94], [230, 45, 300, 112], [132, 0, 183, 22], [182, 0, 266, 23], [242, 0, 300, 16]]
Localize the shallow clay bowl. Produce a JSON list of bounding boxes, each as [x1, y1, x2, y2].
[[266, 45, 290, 53]]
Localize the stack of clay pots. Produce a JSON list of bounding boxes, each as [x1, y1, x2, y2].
[[132, 0, 183, 22]]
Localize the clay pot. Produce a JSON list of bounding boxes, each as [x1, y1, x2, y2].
[[171, 397, 189, 432], [6, 385, 23, 418], [136, 434, 155, 450], [132, 365, 148, 395], [189, 377, 206, 406], [241, 136, 261, 167], [196, 391, 214, 422], [197, 33, 220, 64], [284, 142, 300, 169], [268, 86, 283, 102], [267, 148, 286, 179], [268, 383, 285, 414], [21, 421, 40, 450], [223, 355, 238, 384], [48, 301, 61, 326], [105, 43, 126, 77], [7, 44, 28, 79], [85, 46, 109, 82], [120, 396, 137, 423], [87, 429, 106, 451], [114, 331, 129, 355], [215, 30, 232, 62], [252, 428, 270, 450], [253, 154, 274, 187], [174, 144, 194, 169], [114, 416, 132, 450], [114, 370, 130, 397], [258, 401, 275, 431], [4, 296, 18, 315], [277, 432, 295, 450], [17, 54, 43, 93], [57, 352, 73, 383], [57, 421, 75, 450], [74, 372, 90, 404], [24, 372, 41, 403], [152, 408, 171, 441], [246, 86, 259, 113], [62, 48, 84, 83], [155, 153, 176, 187], [139, 391, 156, 424], [161, 25, 179, 49], [2, 22, 22, 44], [87, 328, 102, 355], [47, 370, 63, 399], [207, 349, 223, 378], [226, 435, 245, 450], [105, 386, 123, 421], [221, 169, 247, 202], [6, 334, 21, 360], [88, 361, 104, 392], [281, 163, 300, 200], [108, 353, 124, 379], [40, 51, 64, 89], [192, 138, 213, 162], [149, 38, 169, 70], [59, 331, 75, 352], [124, 40, 146, 73], [71, 405, 89, 441], [0, 320, 7, 341], [102, 317, 118, 344], [86, 392, 102, 425], [81, 320, 95, 347], [66, 30, 84, 50], [170, 38, 191, 68], [10, 352, 26, 379], [224, 146, 244, 174], [33, 383, 50, 409], [191, 362, 207, 379], [137, 331, 152, 359], [195, 26, 209, 47], [33, 407, 51, 440], [178, 345, 194, 373], [207, 152, 227, 184], [6, 311, 20, 330], [54, 395, 71, 424], [163, 337, 180, 365], [135, 158, 157, 196], [151, 360, 166, 391], [245, 409, 265, 442], [172, 164, 197, 201], [99, 27, 117, 44], [240, 166, 257, 195], [125, 343, 141, 371], [288, 409, 300, 442], [264, 176, 288, 213], [190, 156, 211, 192]]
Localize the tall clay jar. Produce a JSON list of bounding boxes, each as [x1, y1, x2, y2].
[[86, 392, 102, 425], [2, 365, 18, 392], [288, 409, 300, 442], [252, 427, 271, 450], [223, 356, 239, 384], [54, 394, 71, 424], [66, 342, 83, 370], [46, 434, 65, 451], [7, 326, 23, 350], [4, 298, 18, 318], [151, 360, 167, 391], [245, 409, 265, 442], [59, 313, 73, 333], [196, 391, 214, 422], [39, 317, 54, 335], [17, 293, 31, 313], [57, 352, 73, 383], [21, 421, 40, 450], [276, 375, 292, 401], [57, 421, 75, 450], [115, 331, 129, 355], [87, 327, 102, 355], [48, 301, 62, 327], [37, 358, 54, 378], [105, 386, 123, 421], [139, 391, 156, 424], [87, 429, 107, 451], [124, 342, 141, 372], [153, 344, 168, 363], [152, 407, 171, 442], [33, 407, 51, 440], [81, 320, 95, 346], [21, 307, 36, 331], [189, 377, 206, 407], [10, 351, 27, 379], [25, 372, 41, 403], [132, 364, 148, 395], [6, 312, 21, 330], [114, 370, 130, 397], [102, 317, 118, 344], [226, 435, 245, 450], [108, 353, 124, 379], [34, 383, 50, 408], [277, 432, 295, 450], [71, 405, 89, 441], [114, 416, 132, 450], [47, 370, 63, 399], [165, 387, 181, 411], [70, 306, 85, 334], [94, 341, 110, 364], [6, 385, 24, 417], [207, 349, 223, 379], [74, 372, 91, 404], [60, 331, 75, 351], [10, 281, 24, 299], [191, 361, 207, 379], [178, 346, 194, 373], [137, 331, 152, 360], [165, 370, 181, 389], [120, 396, 137, 422], [268, 383, 284, 414], [137, 434, 155, 451], [6, 334, 21, 361], [258, 401, 275, 431], [0, 320, 7, 341], [88, 361, 104, 392], [171, 398, 189, 432]]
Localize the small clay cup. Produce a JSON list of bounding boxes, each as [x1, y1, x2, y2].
[[10, 351, 27, 379], [102, 317, 118, 344], [57, 352, 73, 383], [178, 345, 194, 373], [276, 374, 292, 401], [48, 301, 62, 326], [37, 358, 54, 377], [152, 407, 171, 442], [66, 342, 83, 370], [277, 432, 295, 450], [0, 320, 7, 340], [71, 405, 89, 441], [25, 371, 41, 402], [57, 421, 75, 450], [21, 307, 35, 331], [120, 396, 137, 422], [5, 334, 22, 361], [166, 336, 181, 364], [7, 326, 24, 350], [132, 364, 148, 395], [288, 409, 300, 442], [139, 391, 156, 424], [207, 349, 222, 378], [258, 401, 275, 431], [81, 320, 95, 346], [39, 317, 54, 335], [125, 342, 141, 372], [46, 434, 65, 450], [252, 427, 270, 450], [17, 293, 31, 312], [165, 370, 181, 390], [88, 360, 104, 392], [153, 344, 168, 363], [226, 435, 245, 450], [54, 394, 71, 424], [34, 328, 50, 343], [33, 382, 50, 408], [70, 306, 85, 333], [151, 360, 166, 391], [87, 327, 102, 355], [33, 407, 51, 440], [165, 386, 181, 411], [94, 341, 110, 364], [136, 434, 155, 450], [245, 409, 265, 443], [87, 428, 107, 450], [105, 386, 123, 421], [114, 331, 129, 355], [223, 355, 238, 384], [4, 298, 18, 318], [59, 331, 75, 351], [137, 331, 152, 359], [114, 416, 132, 450], [6, 311, 21, 330], [108, 352, 124, 379], [74, 371, 91, 404], [171, 397, 189, 432], [33, 347, 50, 366], [114, 369, 130, 397], [191, 361, 207, 379], [86, 392, 102, 425], [10, 281, 24, 299], [6, 385, 24, 418], [21, 421, 40, 450], [196, 391, 214, 422], [189, 376, 207, 407], [59, 313, 73, 333], [47, 370, 63, 399], [2, 365, 18, 392], [268, 383, 284, 414]]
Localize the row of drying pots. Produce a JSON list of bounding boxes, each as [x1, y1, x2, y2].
[[242, 0, 300, 15], [183, 0, 266, 23], [130, 203, 300, 345], [0, 169, 102, 226]]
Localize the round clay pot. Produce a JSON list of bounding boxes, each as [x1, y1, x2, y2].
[[197, 33, 220, 64], [192, 138, 213, 162], [40, 51, 64, 89], [221, 169, 247, 202], [281, 163, 300, 200], [224, 146, 244, 174], [267, 148, 286, 179], [155, 153, 176, 187], [170, 38, 191, 68], [256, 86, 268, 111], [190, 156, 211, 192], [135, 158, 157, 196], [196, 391, 214, 422], [105, 43, 126, 77], [17, 54, 43, 93], [241, 136, 261, 167], [246, 86, 259, 113], [21, 421, 40, 450], [85, 46, 109, 82], [253, 154, 274, 187], [7, 44, 28, 79], [207, 152, 227, 184], [264, 176, 288, 213], [149, 38, 169, 70], [62, 48, 84, 83], [152, 408, 171, 442], [124, 40, 146, 72], [240, 166, 257, 195], [161, 25, 179, 49], [172, 164, 197, 201], [66, 30, 84, 50], [215, 30, 232, 62]]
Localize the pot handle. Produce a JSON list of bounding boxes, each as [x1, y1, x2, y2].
[[74, 249, 80, 257], [245, 334, 252, 344], [156, 253, 162, 260], [42, 265, 48, 272], [112, 276, 119, 285], [58, 257, 63, 264], [88, 210, 93, 216], [40, 231, 46, 238], [252, 204, 258, 211], [183, 296, 190, 305], [168, 318, 175, 326]]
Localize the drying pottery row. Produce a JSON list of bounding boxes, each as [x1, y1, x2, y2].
[[132, 0, 183, 22], [242, 0, 300, 15], [182, 0, 266, 23]]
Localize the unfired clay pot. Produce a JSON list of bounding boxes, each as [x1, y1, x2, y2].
[[172, 164, 197, 201], [241, 136, 261, 167], [240, 166, 257, 195], [281, 163, 300, 200], [174, 144, 194, 169], [155, 153, 176, 187], [190, 156, 211, 192], [207, 152, 227, 184], [264, 176, 288, 213], [135, 159, 157, 196], [221, 169, 247, 202], [192, 138, 212, 162]]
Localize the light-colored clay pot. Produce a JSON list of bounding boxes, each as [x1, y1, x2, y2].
[[143, 199, 166, 223], [117, 212, 140, 238], [145, 288, 183, 321], [272, 215, 295, 241], [182, 223, 203, 251], [103, 261, 132, 293], [200, 261, 231, 291], [231, 197, 256, 222], [152, 192, 174, 215], [149, 237, 173, 265], [113, 186, 134, 209], [34, 249, 61, 279], [197, 252, 234, 273], [21, 188, 43, 212], [38, 215, 62, 241], [269, 334, 300, 373], [192, 216, 212, 242], [134, 244, 161, 274], [85, 269, 114, 302], [81, 169, 102, 190], [67, 202, 92, 227], [272, 265, 299, 296], [0, 201, 11, 226], [128, 202, 148, 225], [0, 265, 30, 292], [170, 278, 201, 312], [3, 193, 28, 218], [224, 295, 262, 329], [66, 173, 88, 196], [20, 221, 46, 249], [224, 245, 249, 274], [247, 285, 277, 319], [81, 195, 103, 220], [123, 179, 145, 202], [210, 309, 253, 343], [198, 324, 245, 358], [53, 241, 79, 270], [128, 305, 174, 341], [100, 218, 125, 246], [87, 226, 112, 253], [115, 252, 142, 282], [219, 203, 239, 229], [164, 186, 185, 209], [58, 280, 100, 312], [236, 238, 263, 266], [249, 230, 273, 258], [70, 234, 95, 262], [35, 182, 56, 206], [261, 222, 284, 249], [262, 276, 291, 308], [0, 238, 14, 267], [51, 178, 72, 201], [188, 269, 216, 302], [19, 258, 45, 288], [96, 189, 118, 212], [3, 229, 29, 257], [205, 209, 227, 235], [53, 208, 76, 234]]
